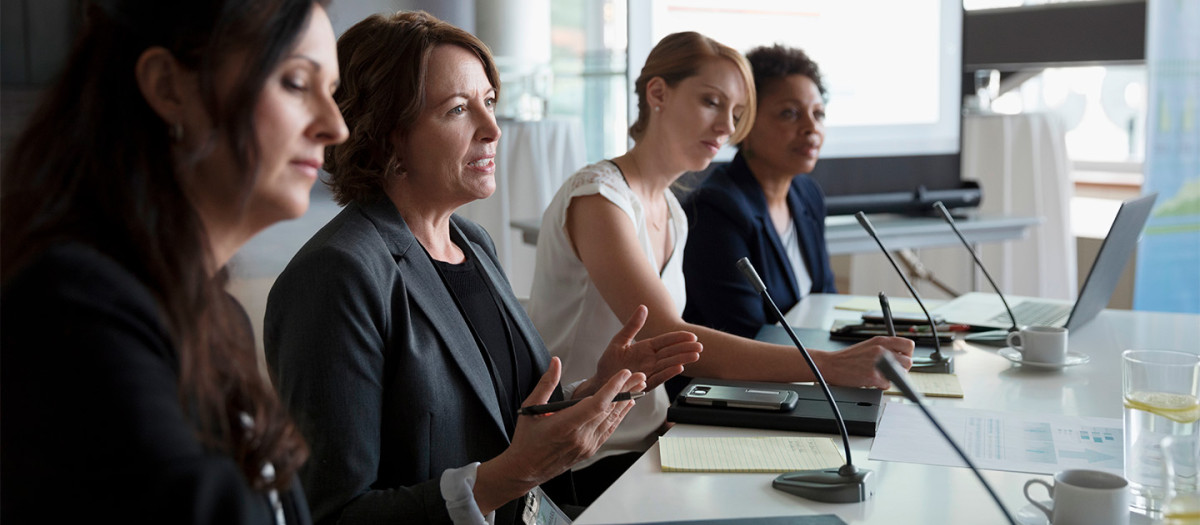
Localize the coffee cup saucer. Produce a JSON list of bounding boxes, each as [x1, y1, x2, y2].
[[998, 347, 1090, 369], [1015, 501, 1051, 525]]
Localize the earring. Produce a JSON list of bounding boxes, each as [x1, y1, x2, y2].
[[654, 106, 661, 112], [169, 122, 184, 142]]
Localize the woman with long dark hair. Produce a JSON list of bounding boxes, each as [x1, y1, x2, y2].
[[0, 1, 347, 522]]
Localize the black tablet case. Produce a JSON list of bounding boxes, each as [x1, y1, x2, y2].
[[666, 377, 883, 437]]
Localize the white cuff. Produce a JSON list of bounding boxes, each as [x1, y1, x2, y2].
[[439, 463, 494, 525], [562, 378, 587, 400]]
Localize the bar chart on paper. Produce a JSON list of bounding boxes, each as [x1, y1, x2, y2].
[[870, 404, 1123, 476]]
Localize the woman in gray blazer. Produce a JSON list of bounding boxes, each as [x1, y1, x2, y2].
[[264, 11, 702, 525]]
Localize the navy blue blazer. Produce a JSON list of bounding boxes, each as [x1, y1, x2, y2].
[[682, 152, 837, 338]]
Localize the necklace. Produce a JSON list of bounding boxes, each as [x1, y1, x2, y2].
[[627, 154, 667, 232]]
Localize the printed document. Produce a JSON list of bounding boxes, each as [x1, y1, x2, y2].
[[870, 403, 1123, 476]]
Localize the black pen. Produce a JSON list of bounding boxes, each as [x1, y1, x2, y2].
[[879, 292, 898, 337], [518, 391, 646, 416]]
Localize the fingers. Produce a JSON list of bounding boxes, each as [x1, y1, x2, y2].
[[622, 371, 647, 393], [878, 335, 915, 356], [522, 356, 562, 408], [644, 330, 699, 348], [610, 305, 650, 349]]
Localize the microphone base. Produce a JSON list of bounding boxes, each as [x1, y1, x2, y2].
[[772, 467, 875, 503], [911, 354, 954, 374]]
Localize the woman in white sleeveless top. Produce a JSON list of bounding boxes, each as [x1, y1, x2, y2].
[[528, 32, 916, 503]]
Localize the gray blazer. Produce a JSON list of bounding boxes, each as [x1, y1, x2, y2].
[[265, 197, 560, 525]]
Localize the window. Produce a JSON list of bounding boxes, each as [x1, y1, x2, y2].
[[548, 0, 628, 162]]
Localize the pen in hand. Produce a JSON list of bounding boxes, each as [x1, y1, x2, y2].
[[879, 292, 897, 337], [518, 391, 646, 416]]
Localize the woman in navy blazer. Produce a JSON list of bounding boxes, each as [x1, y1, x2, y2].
[[683, 45, 837, 339]]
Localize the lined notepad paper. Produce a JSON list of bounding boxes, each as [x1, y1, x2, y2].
[[659, 436, 844, 473], [884, 372, 964, 398], [834, 296, 924, 314]]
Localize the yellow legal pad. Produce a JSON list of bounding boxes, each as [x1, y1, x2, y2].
[[659, 436, 844, 473], [834, 296, 924, 314], [883, 371, 965, 399]]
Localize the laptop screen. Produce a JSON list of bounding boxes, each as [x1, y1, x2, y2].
[[1066, 193, 1158, 330]]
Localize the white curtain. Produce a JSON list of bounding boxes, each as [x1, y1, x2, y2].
[[849, 112, 1075, 301]]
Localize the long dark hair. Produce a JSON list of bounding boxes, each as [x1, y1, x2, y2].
[[0, 0, 325, 490]]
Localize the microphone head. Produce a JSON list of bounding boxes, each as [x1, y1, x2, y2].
[[854, 212, 878, 237], [875, 353, 920, 402], [736, 257, 767, 294]]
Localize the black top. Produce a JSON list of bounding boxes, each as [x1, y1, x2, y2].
[[1, 242, 311, 524], [432, 245, 535, 437]]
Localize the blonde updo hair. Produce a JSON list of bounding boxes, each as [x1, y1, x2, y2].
[[629, 32, 756, 144]]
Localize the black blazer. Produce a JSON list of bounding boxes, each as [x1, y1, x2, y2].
[[1, 243, 310, 524], [265, 197, 563, 525], [682, 152, 837, 338]]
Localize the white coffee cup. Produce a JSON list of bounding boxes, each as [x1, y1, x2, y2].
[[1023, 469, 1129, 525], [1007, 325, 1068, 364]]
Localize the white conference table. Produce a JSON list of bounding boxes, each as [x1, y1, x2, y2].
[[575, 294, 1200, 525]]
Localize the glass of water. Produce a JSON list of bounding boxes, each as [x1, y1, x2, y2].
[[1159, 435, 1200, 524], [1123, 350, 1200, 513]]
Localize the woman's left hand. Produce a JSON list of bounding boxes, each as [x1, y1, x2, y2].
[[577, 305, 702, 398]]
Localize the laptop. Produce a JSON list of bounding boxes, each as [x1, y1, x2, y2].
[[933, 193, 1157, 332]]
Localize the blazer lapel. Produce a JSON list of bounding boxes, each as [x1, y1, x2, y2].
[[788, 187, 824, 294], [361, 199, 507, 436], [732, 156, 801, 297], [456, 219, 566, 403], [455, 219, 550, 375]]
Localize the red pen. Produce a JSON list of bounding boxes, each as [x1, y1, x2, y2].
[[907, 324, 971, 333]]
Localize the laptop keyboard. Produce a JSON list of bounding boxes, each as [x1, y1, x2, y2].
[[988, 301, 1071, 327]]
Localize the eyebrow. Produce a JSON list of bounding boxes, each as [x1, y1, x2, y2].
[[432, 87, 497, 108], [701, 83, 749, 107], [287, 55, 340, 88]]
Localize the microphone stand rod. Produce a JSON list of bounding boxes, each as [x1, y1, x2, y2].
[[854, 212, 946, 363], [876, 354, 1018, 525], [933, 201, 1019, 332], [738, 259, 853, 468]]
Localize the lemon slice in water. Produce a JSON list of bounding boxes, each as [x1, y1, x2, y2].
[[1124, 391, 1200, 424]]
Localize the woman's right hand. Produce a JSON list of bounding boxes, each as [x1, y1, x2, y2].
[[473, 357, 645, 512]]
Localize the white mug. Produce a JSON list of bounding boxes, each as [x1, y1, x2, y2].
[[1007, 325, 1068, 364], [1023, 469, 1129, 525]]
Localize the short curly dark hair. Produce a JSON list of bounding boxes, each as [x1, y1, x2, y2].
[[744, 44, 826, 104], [325, 10, 499, 206]]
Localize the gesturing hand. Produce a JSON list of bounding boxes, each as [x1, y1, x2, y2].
[[580, 305, 702, 398]]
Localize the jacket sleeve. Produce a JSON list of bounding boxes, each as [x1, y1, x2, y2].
[[265, 245, 452, 525], [682, 191, 772, 339]]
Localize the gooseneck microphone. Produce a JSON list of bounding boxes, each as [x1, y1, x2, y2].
[[737, 257, 874, 503], [854, 212, 954, 373], [933, 201, 1021, 338], [876, 353, 1018, 525]]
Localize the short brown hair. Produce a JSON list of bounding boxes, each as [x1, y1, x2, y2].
[[325, 10, 500, 206], [629, 32, 756, 144]]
